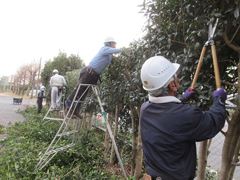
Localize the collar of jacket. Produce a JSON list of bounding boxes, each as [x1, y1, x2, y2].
[[148, 95, 181, 103]]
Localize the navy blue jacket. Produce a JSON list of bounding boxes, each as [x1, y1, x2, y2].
[[140, 96, 226, 180]]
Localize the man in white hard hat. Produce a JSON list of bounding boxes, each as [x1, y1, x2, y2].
[[50, 69, 67, 111], [37, 86, 46, 114], [140, 56, 227, 180], [65, 36, 123, 118]]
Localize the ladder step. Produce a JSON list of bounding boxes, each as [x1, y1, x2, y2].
[[73, 100, 85, 103], [45, 143, 75, 155], [57, 130, 78, 136], [43, 117, 64, 121]]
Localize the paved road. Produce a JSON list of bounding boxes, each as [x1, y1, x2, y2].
[[196, 125, 240, 180], [0, 93, 36, 140]]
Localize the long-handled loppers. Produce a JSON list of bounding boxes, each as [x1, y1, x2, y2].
[[190, 18, 221, 91]]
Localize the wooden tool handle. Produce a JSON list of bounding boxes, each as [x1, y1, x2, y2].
[[190, 46, 207, 91], [211, 45, 221, 89]]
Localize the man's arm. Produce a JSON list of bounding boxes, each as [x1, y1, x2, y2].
[[189, 88, 227, 141], [102, 47, 123, 55], [50, 77, 53, 87], [62, 76, 67, 86]]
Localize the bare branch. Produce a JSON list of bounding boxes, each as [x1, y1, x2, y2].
[[221, 80, 238, 87], [220, 129, 226, 136], [231, 162, 240, 166], [230, 24, 240, 43], [171, 40, 187, 45], [223, 31, 240, 53], [209, 74, 237, 87]]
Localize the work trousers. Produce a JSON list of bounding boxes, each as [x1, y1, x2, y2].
[[51, 87, 62, 110], [37, 100, 43, 114], [65, 66, 100, 112]]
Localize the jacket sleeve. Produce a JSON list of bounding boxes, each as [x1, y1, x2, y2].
[[189, 104, 226, 141], [38, 91, 45, 99], [102, 47, 123, 55], [50, 77, 52, 87], [62, 77, 67, 86]]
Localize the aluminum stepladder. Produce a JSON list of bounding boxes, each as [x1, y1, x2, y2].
[[42, 88, 66, 123], [36, 84, 127, 179]]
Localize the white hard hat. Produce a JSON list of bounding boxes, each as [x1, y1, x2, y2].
[[104, 36, 116, 43], [40, 86, 45, 91], [140, 56, 180, 91], [53, 69, 58, 74]]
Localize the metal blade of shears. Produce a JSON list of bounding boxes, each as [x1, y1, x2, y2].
[[208, 18, 219, 40]]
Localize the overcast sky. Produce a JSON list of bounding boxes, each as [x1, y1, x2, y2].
[[0, 0, 146, 77]]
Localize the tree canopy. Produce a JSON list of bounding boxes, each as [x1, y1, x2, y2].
[[41, 51, 85, 94]]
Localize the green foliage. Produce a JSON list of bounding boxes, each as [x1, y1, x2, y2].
[[65, 69, 81, 98], [0, 125, 5, 134], [40, 51, 85, 101], [0, 107, 118, 179], [205, 167, 218, 180], [140, 0, 239, 109]]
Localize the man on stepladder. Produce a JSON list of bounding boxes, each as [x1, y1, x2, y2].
[[140, 56, 227, 180], [65, 36, 123, 118], [50, 69, 67, 111]]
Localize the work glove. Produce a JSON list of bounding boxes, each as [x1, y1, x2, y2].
[[213, 88, 227, 105], [180, 89, 196, 103]]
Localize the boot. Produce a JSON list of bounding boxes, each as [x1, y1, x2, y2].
[[73, 107, 83, 119], [73, 111, 83, 119]]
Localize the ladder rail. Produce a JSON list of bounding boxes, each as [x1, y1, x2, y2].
[[36, 121, 69, 169], [36, 85, 89, 170], [37, 84, 127, 179], [67, 84, 91, 117], [37, 152, 58, 171], [92, 85, 127, 179], [42, 92, 66, 122]]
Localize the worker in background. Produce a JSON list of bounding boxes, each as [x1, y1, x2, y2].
[[65, 36, 123, 118], [37, 86, 46, 114], [50, 69, 67, 111], [140, 56, 227, 180]]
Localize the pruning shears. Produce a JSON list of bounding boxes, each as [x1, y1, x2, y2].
[[190, 18, 221, 92]]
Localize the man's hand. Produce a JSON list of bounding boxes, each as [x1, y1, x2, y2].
[[181, 89, 197, 103], [184, 89, 196, 101], [213, 88, 227, 104]]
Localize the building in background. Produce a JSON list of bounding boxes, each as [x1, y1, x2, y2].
[[0, 75, 14, 92]]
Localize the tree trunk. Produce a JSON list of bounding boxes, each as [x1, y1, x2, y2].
[[87, 111, 93, 130], [219, 107, 240, 180], [120, 121, 129, 157], [219, 123, 235, 180], [17, 84, 20, 95], [31, 85, 34, 99], [104, 112, 113, 155], [110, 105, 120, 165], [129, 105, 137, 176], [229, 137, 240, 180], [81, 112, 87, 130], [197, 140, 208, 180], [219, 30, 240, 180], [219, 60, 240, 180], [134, 106, 143, 180]]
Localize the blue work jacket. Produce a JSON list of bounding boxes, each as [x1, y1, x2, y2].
[[140, 96, 226, 180], [89, 46, 122, 74]]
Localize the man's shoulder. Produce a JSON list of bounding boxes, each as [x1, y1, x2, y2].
[[54, 74, 64, 78]]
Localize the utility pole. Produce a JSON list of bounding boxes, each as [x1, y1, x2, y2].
[[36, 58, 42, 97]]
